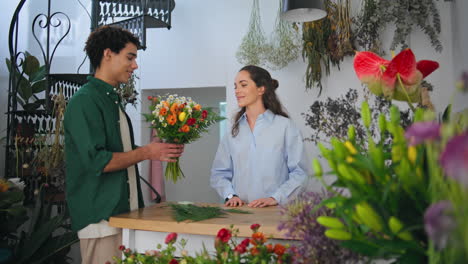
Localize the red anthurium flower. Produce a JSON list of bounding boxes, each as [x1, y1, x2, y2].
[[417, 60, 440, 78], [382, 49, 422, 99], [354, 49, 439, 103], [353, 51, 390, 96]]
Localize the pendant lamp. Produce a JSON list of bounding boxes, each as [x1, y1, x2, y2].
[[281, 0, 327, 22]]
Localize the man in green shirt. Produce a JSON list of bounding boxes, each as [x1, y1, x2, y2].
[[64, 26, 184, 264]]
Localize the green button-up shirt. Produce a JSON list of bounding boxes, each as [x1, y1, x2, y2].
[[64, 76, 144, 232]]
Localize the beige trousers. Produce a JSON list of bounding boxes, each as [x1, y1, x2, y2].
[[79, 232, 122, 264]]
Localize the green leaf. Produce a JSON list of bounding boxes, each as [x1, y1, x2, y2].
[[0, 190, 24, 207], [340, 240, 381, 257], [224, 208, 252, 214], [31, 79, 46, 94], [18, 76, 32, 102], [23, 55, 40, 76], [16, 95, 25, 106], [16, 215, 64, 263], [29, 65, 46, 83], [6, 57, 12, 72], [29, 232, 78, 264], [169, 204, 228, 222], [442, 104, 452, 123], [23, 103, 41, 112]]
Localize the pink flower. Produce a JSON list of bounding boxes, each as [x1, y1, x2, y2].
[[404, 121, 441, 146], [216, 228, 232, 243], [424, 201, 455, 249], [439, 131, 468, 186], [165, 232, 178, 244]]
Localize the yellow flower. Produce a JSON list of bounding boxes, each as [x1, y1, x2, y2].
[[344, 141, 358, 155], [407, 146, 417, 164], [178, 112, 187, 122], [346, 156, 355, 163]]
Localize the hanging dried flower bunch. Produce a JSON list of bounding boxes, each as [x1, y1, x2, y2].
[[236, 0, 271, 66], [354, 0, 442, 52], [266, 0, 301, 70], [302, 0, 354, 95], [353, 0, 384, 55]]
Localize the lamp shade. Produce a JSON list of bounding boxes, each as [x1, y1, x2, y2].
[[281, 0, 327, 22]]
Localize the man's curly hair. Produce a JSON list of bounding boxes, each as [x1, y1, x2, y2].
[[85, 25, 140, 70]]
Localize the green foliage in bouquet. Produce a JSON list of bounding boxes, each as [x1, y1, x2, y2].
[[143, 94, 225, 182], [111, 224, 293, 264]]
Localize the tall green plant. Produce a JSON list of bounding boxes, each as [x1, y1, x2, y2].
[[6, 52, 47, 112], [1, 185, 78, 264]]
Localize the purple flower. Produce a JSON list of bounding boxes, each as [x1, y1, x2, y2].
[[439, 131, 468, 186], [278, 190, 361, 264], [424, 200, 455, 250], [405, 121, 441, 146], [460, 71, 468, 93]]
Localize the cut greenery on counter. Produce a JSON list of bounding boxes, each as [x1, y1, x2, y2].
[[169, 204, 252, 222]]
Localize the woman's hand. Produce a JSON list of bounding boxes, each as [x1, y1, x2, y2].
[[248, 197, 278, 208], [225, 196, 244, 207]]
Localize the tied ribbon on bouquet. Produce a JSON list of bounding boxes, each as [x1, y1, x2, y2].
[[144, 94, 224, 183]]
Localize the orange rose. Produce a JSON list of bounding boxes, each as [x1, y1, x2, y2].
[[170, 103, 179, 115], [159, 108, 167, 116], [252, 232, 267, 244], [266, 244, 274, 253], [193, 104, 202, 111], [166, 114, 177, 125], [273, 244, 286, 256], [162, 101, 169, 108], [250, 247, 260, 256], [180, 125, 190, 133]]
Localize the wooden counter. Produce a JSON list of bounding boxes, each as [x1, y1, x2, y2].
[[109, 202, 290, 239]]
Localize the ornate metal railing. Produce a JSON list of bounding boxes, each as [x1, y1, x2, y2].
[[91, 0, 175, 49]]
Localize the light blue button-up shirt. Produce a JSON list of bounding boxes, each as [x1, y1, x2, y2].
[[210, 110, 308, 204]]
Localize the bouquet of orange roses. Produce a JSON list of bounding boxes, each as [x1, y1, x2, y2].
[[144, 94, 224, 183]]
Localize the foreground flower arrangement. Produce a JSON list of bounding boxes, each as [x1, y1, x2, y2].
[[110, 224, 293, 264], [307, 52, 467, 263], [144, 94, 224, 182]]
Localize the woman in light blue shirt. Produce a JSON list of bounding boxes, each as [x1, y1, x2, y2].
[[210, 65, 308, 208]]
